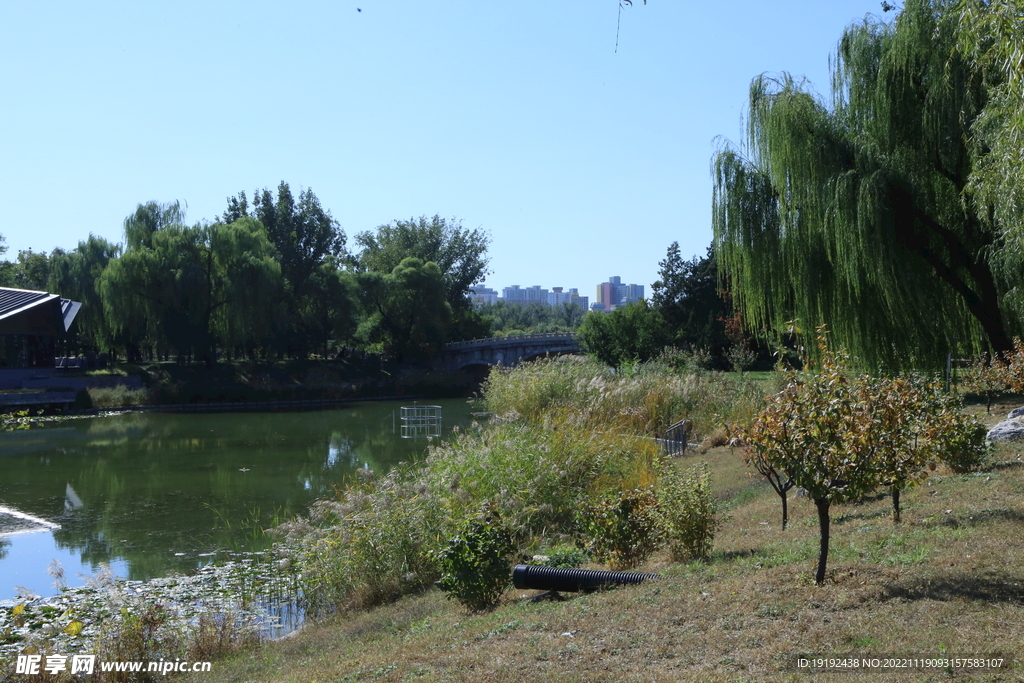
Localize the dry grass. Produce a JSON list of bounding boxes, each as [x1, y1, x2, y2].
[[180, 406, 1024, 683]]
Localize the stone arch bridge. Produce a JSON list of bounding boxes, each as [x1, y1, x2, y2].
[[434, 333, 582, 372]]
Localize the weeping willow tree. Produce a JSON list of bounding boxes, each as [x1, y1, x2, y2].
[[713, 0, 1013, 369], [957, 0, 1024, 326]]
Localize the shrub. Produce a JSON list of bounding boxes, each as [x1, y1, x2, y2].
[[290, 419, 659, 614], [655, 460, 718, 561], [536, 546, 590, 569], [960, 337, 1024, 413], [725, 343, 758, 372], [578, 488, 661, 570], [934, 415, 989, 474], [288, 355, 772, 612], [424, 421, 658, 536], [87, 385, 151, 408], [433, 506, 516, 612]]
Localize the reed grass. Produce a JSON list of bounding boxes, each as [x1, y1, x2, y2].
[[285, 357, 772, 616], [482, 355, 772, 441], [86, 385, 152, 408]]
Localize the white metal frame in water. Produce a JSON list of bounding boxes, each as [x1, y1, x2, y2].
[[400, 404, 442, 438]]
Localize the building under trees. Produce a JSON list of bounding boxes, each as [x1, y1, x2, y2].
[[0, 287, 80, 368]]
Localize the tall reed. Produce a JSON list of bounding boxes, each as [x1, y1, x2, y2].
[[289, 355, 774, 614], [482, 355, 769, 441]]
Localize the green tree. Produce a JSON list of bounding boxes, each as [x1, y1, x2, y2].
[[225, 183, 345, 293], [713, 0, 1012, 369], [478, 300, 586, 336], [354, 215, 490, 340], [296, 260, 359, 358], [207, 218, 286, 359], [652, 242, 728, 353], [101, 213, 282, 364], [49, 236, 121, 352], [224, 183, 347, 356], [956, 0, 1024, 253], [123, 200, 186, 250], [0, 249, 52, 291], [577, 300, 666, 369], [356, 257, 452, 363]]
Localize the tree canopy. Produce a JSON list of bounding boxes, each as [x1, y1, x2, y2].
[[742, 332, 986, 584], [956, 0, 1024, 247], [354, 216, 489, 315], [223, 183, 351, 356], [356, 257, 452, 363], [651, 242, 728, 353], [224, 182, 345, 295], [577, 300, 666, 369], [713, 0, 1015, 369], [100, 216, 282, 364], [23, 191, 492, 365], [49, 236, 121, 351]]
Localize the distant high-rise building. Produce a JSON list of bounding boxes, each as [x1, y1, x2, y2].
[[595, 277, 644, 311], [568, 288, 588, 312], [549, 287, 588, 311], [469, 286, 499, 307], [622, 283, 644, 305], [503, 285, 548, 306]]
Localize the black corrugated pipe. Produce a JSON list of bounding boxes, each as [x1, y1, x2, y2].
[[512, 564, 657, 593]]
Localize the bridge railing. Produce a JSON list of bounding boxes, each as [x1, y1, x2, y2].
[[442, 333, 579, 349]]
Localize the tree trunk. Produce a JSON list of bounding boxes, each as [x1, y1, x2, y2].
[[814, 497, 831, 585], [892, 487, 901, 524], [781, 491, 789, 530]]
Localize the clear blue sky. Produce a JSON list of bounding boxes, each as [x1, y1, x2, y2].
[[0, 1, 884, 298]]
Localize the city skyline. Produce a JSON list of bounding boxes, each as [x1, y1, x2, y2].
[[473, 275, 644, 312]]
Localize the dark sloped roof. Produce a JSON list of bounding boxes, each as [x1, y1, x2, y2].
[[0, 288, 53, 318], [0, 287, 81, 332], [61, 299, 81, 332]]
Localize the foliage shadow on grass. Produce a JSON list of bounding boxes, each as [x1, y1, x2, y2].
[[925, 508, 1024, 529], [985, 460, 1024, 473], [716, 548, 760, 562], [881, 574, 1024, 604], [834, 507, 892, 525]]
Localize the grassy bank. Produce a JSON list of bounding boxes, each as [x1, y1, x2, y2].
[[187, 428, 1024, 681], [270, 357, 769, 616], [77, 358, 485, 409]]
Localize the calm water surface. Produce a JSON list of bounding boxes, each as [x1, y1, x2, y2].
[[0, 399, 477, 599]]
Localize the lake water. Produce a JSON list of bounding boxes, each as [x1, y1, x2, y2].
[[0, 399, 477, 599]]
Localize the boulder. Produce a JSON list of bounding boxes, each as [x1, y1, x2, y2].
[[986, 418, 1024, 442], [1008, 407, 1024, 419]]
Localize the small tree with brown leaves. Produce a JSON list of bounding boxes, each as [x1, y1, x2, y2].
[[743, 446, 794, 530], [743, 330, 986, 584], [961, 337, 1024, 414]]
